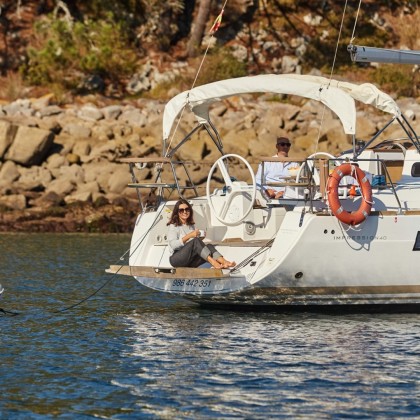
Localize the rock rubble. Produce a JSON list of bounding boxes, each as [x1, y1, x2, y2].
[[0, 91, 419, 232]]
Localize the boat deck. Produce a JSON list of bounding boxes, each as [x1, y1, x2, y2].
[[106, 265, 230, 279]]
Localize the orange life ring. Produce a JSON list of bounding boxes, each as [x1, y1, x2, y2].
[[327, 163, 372, 225]]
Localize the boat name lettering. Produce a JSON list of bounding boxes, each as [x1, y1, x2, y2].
[[333, 235, 387, 241], [171, 279, 212, 288]]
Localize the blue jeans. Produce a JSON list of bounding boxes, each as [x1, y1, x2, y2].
[[169, 238, 222, 268]]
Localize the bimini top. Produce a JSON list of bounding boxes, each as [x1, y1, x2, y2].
[[288, 74, 401, 116], [162, 74, 401, 141]]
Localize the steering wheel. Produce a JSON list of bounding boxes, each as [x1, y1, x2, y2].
[[206, 154, 256, 226], [296, 152, 338, 185]]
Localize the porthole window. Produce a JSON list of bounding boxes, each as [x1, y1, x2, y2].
[[411, 163, 420, 177]]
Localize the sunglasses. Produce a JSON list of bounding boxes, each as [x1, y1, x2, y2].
[[277, 142, 291, 147], [178, 207, 190, 214]]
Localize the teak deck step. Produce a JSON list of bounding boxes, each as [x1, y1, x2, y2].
[[127, 183, 196, 189], [151, 239, 273, 247], [210, 239, 273, 247], [128, 182, 177, 188], [106, 265, 229, 278], [120, 157, 172, 163], [266, 181, 310, 187], [260, 156, 304, 162]]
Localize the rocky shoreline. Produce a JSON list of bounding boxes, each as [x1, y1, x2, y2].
[[0, 90, 419, 233]]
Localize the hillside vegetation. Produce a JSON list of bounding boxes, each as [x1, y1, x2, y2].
[[0, 0, 419, 102]]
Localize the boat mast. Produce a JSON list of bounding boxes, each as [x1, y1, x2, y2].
[[347, 43, 420, 154], [348, 44, 420, 65]]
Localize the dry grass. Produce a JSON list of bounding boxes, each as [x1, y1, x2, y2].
[[0, 72, 27, 101], [388, 8, 420, 50]]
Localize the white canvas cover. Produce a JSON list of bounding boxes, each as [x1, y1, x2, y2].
[[162, 74, 401, 141], [286, 74, 400, 117], [163, 74, 357, 140]]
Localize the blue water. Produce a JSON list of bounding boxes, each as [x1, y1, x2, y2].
[[1, 234, 419, 419]]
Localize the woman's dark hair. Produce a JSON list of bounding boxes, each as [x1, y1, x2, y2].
[[167, 199, 195, 226]]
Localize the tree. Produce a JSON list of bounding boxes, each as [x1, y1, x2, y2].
[[187, 0, 212, 57]]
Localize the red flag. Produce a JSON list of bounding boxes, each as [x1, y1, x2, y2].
[[210, 9, 224, 34]]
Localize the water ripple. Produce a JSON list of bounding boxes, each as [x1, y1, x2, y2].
[[0, 234, 419, 418]]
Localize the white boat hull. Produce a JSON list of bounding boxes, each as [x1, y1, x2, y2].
[[110, 74, 420, 311], [126, 210, 420, 308]]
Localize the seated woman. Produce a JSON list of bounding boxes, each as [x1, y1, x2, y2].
[[167, 199, 235, 269]]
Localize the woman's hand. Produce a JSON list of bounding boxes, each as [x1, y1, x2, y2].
[[183, 229, 200, 243], [194, 230, 206, 238]]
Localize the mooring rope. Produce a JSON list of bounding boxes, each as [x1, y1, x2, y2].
[[56, 202, 169, 314], [0, 206, 166, 318], [0, 307, 20, 317]]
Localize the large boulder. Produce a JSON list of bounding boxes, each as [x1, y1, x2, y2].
[[107, 166, 131, 194], [102, 105, 122, 120], [119, 108, 147, 127], [356, 113, 377, 139], [58, 164, 85, 184], [16, 166, 52, 190], [294, 129, 321, 154], [78, 104, 104, 122], [0, 120, 18, 158], [62, 123, 92, 138], [45, 154, 69, 178], [84, 160, 121, 192], [5, 126, 54, 166], [0, 160, 20, 185], [175, 138, 205, 161], [72, 140, 92, 159], [0, 194, 26, 210], [45, 178, 75, 196], [218, 127, 253, 157]]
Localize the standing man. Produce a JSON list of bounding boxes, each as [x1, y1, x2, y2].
[[256, 136, 298, 199]]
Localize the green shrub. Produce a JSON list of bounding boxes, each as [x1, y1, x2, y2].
[[370, 65, 418, 98], [22, 14, 138, 91], [196, 48, 248, 85], [147, 48, 247, 99], [148, 74, 192, 99]]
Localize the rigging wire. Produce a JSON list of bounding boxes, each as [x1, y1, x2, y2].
[[7, 3, 366, 317], [1, 1, 198, 319], [56, 203, 168, 314], [350, 0, 363, 44], [314, 0, 350, 154], [327, 0, 349, 83], [0, 212, 165, 318], [165, 0, 228, 155]]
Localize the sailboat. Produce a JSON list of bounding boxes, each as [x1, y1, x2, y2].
[[106, 63, 420, 309]]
